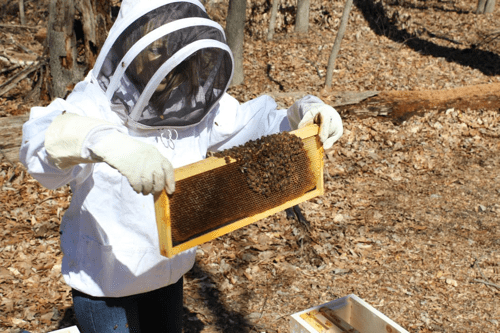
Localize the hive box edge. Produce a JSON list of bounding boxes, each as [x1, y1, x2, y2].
[[289, 294, 410, 333]]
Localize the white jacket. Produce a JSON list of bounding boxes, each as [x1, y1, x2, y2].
[[19, 0, 325, 297], [20, 75, 325, 297]]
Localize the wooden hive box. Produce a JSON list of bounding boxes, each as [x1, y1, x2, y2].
[[289, 294, 409, 333], [154, 125, 324, 258]]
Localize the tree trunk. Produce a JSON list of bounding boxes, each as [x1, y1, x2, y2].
[[477, 0, 486, 12], [75, 0, 111, 69], [267, 0, 279, 40], [295, 0, 310, 33], [325, 0, 353, 88], [225, 0, 246, 85], [476, 0, 496, 13], [19, 0, 26, 25], [46, 0, 112, 98], [484, 0, 496, 13]]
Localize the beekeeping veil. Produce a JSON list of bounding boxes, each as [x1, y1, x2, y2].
[[92, 0, 234, 129]]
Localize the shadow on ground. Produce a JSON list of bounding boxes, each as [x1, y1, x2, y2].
[[354, 0, 500, 76], [385, 0, 472, 15], [184, 262, 259, 333]]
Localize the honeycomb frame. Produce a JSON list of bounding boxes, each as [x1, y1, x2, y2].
[[154, 124, 324, 258]]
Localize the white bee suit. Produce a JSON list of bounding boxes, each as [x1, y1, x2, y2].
[[20, 0, 338, 298], [21, 84, 291, 297]]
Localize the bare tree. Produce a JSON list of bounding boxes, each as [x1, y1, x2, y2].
[[225, 0, 246, 85], [325, 0, 353, 88], [476, 0, 496, 13], [295, 0, 310, 33], [267, 0, 280, 40], [47, 0, 112, 98]]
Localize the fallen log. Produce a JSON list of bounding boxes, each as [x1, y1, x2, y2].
[[340, 83, 500, 120], [0, 23, 41, 30]]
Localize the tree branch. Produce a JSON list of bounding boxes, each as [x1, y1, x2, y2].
[[0, 60, 44, 97], [325, 0, 354, 87], [474, 279, 500, 290], [0, 23, 41, 30]]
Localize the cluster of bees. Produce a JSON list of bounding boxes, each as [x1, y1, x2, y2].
[[212, 132, 311, 197]]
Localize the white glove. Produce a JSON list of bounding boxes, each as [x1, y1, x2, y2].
[[288, 98, 343, 150], [45, 112, 175, 195]]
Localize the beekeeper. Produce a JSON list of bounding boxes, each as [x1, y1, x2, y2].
[[20, 0, 343, 332]]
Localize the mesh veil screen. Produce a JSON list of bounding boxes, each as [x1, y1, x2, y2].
[[96, 1, 232, 128], [110, 25, 229, 126], [167, 132, 320, 246], [128, 47, 231, 127]]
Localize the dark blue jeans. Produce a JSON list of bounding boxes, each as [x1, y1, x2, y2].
[[72, 277, 183, 333]]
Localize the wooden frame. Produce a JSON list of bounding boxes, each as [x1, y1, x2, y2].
[[154, 125, 324, 258]]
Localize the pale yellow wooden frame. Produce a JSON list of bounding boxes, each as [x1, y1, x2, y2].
[[154, 125, 324, 258]]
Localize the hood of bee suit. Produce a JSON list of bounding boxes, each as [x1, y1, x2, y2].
[[92, 0, 234, 130]]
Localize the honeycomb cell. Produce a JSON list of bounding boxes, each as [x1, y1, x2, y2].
[[168, 131, 316, 245]]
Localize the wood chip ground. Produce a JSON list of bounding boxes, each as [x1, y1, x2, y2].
[[0, 0, 499, 332]]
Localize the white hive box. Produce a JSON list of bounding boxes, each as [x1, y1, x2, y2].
[[48, 326, 80, 333], [290, 294, 409, 333]]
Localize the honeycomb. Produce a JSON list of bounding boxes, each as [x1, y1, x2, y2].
[[167, 131, 317, 246]]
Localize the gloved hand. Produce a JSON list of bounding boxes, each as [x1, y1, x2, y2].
[[288, 100, 343, 150], [298, 103, 343, 149], [45, 112, 175, 195]]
